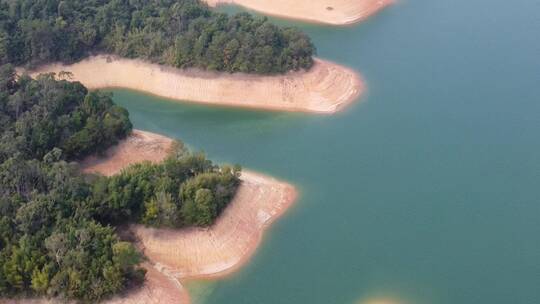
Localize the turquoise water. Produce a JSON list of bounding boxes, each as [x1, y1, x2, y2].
[[111, 0, 540, 303]]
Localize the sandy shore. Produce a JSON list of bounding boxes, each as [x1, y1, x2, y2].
[[204, 0, 393, 25], [26, 55, 363, 114], [106, 263, 191, 304], [81, 130, 297, 303], [82, 131, 297, 280], [131, 170, 297, 280], [81, 130, 175, 176], [7, 131, 297, 303]]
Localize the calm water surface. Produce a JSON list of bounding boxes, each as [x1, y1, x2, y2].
[[111, 0, 540, 303]]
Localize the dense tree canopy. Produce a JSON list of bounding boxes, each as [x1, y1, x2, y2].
[[0, 65, 138, 301], [0, 149, 144, 301], [91, 148, 241, 228], [0, 67, 241, 301], [0, 0, 316, 74], [0, 64, 132, 162]]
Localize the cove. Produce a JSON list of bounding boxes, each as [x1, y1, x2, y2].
[[110, 0, 540, 303]]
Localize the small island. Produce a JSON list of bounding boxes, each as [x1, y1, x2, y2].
[[204, 0, 394, 26]]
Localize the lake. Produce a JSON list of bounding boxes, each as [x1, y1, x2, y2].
[[110, 0, 540, 303]]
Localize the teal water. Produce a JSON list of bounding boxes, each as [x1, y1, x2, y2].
[[110, 0, 540, 303]]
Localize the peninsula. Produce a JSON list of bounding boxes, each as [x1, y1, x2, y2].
[[204, 0, 394, 25], [83, 130, 297, 301], [27, 55, 363, 114], [4, 0, 366, 114], [0, 66, 297, 303], [0, 0, 379, 302]]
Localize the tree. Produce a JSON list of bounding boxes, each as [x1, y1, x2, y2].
[[31, 265, 51, 293], [113, 242, 141, 272], [142, 192, 178, 227], [0, 0, 315, 73], [0, 63, 241, 301], [181, 186, 217, 227]]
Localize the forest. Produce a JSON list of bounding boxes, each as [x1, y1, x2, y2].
[[0, 0, 316, 74], [0, 65, 241, 301]]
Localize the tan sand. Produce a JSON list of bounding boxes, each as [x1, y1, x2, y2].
[[26, 55, 363, 114], [131, 170, 297, 280], [204, 0, 393, 25], [82, 131, 298, 280], [6, 130, 297, 304], [81, 129, 174, 176], [106, 263, 191, 304], [81, 130, 297, 302]]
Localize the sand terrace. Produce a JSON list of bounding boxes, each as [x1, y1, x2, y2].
[[26, 55, 364, 114], [1, 130, 298, 304], [83, 131, 297, 303], [204, 0, 393, 25]]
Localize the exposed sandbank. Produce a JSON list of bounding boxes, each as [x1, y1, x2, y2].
[[130, 170, 297, 280], [26, 55, 363, 114], [204, 0, 393, 25], [106, 263, 191, 304], [82, 130, 297, 302], [82, 131, 298, 279], [81, 130, 174, 176], [4, 130, 297, 304]]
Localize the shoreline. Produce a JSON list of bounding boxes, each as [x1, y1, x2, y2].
[[0, 263, 191, 304], [130, 170, 298, 281], [106, 263, 191, 304], [80, 130, 175, 176], [85, 130, 298, 303], [24, 55, 364, 114], [204, 0, 393, 26], [2, 130, 298, 304]]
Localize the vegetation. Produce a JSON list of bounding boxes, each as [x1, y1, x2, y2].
[[0, 65, 132, 162], [0, 153, 146, 301], [91, 146, 241, 228], [0, 0, 316, 74], [0, 66, 241, 301]]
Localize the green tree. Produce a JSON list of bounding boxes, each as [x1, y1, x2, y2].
[[0, 0, 315, 74], [0, 64, 241, 301], [113, 242, 142, 272], [181, 188, 216, 226], [31, 266, 51, 293]]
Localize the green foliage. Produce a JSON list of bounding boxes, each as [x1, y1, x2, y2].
[[92, 149, 241, 228], [142, 192, 178, 227], [0, 67, 137, 301], [0, 64, 241, 301], [0, 155, 143, 301], [0, 65, 132, 162], [30, 266, 50, 293], [0, 0, 315, 74]]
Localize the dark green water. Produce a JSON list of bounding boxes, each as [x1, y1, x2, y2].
[[110, 0, 540, 303]]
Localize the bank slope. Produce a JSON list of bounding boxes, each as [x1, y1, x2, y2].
[[204, 0, 393, 25], [85, 131, 297, 303], [26, 55, 363, 114]]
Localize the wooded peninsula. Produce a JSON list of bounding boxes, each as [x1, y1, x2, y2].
[[0, 0, 315, 74], [0, 67, 240, 301], [0, 0, 317, 301]]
